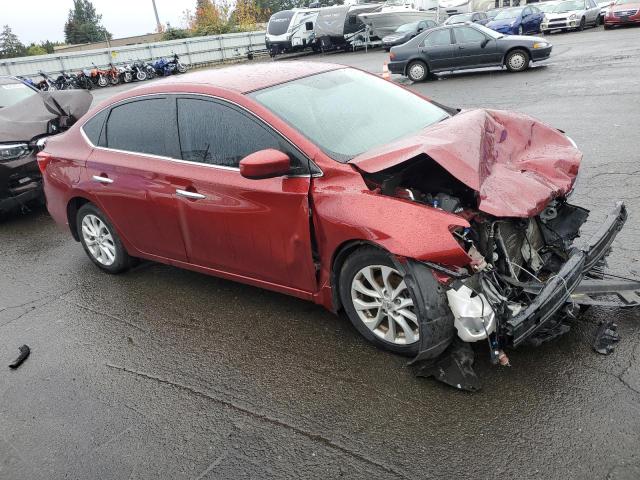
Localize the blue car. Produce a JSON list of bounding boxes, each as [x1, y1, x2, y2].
[[486, 5, 544, 35]]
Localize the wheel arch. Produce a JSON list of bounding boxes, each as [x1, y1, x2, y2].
[[330, 239, 389, 312], [67, 196, 92, 241], [502, 45, 532, 66], [404, 57, 430, 76]]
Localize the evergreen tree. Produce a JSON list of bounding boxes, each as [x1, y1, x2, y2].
[[64, 0, 112, 44], [0, 25, 26, 59]]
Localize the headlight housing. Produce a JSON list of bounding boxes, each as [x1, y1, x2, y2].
[[569, 13, 577, 19], [0, 143, 31, 163], [533, 41, 550, 48]]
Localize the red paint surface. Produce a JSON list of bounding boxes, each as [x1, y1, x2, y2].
[[352, 109, 581, 217]]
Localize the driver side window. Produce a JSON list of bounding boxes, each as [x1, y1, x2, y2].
[[453, 26, 487, 43], [176, 97, 311, 175]]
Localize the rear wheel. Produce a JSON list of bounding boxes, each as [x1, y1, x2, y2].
[[136, 70, 147, 81], [406, 60, 428, 82], [505, 49, 530, 72], [76, 203, 132, 274]]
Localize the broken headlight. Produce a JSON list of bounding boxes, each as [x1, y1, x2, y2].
[[0, 143, 31, 163]]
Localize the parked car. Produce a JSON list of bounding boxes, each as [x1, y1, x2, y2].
[[382, 20, 439, 50], [0, 77, 91, 216], [604, 0, 640, 27], [487, 5, 544, 34], [486, 8, 501, 20], [443, 11, 490, 25], [598, 0, 612, 20], [389, 23, 552, 81], [540, 0, 601, 32], [38, 61, 630, 383]]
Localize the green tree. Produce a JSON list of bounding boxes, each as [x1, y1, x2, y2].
[[162, 28, 191, 40], [0, 25, 26, 59], [26, 44, 48, 56], [64, 0, 112, 44]]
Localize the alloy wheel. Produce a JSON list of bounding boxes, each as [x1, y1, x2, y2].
[[350, 265, 419, 345], [81, 214, 116, 266], [408, 63, 426, 81]]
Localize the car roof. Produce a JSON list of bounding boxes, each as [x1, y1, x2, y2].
[[151, 61, 344, 94]]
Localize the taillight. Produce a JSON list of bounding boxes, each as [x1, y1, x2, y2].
[[36, 152, 53, 174]]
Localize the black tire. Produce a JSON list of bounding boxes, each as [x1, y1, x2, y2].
[[578, 16, 586, 30], [604, 24, 612, 29], [505, 49, 530, 72], [338, 247, 453, 357], [76, 203, 132, 274], [406, 60, 428, 82]]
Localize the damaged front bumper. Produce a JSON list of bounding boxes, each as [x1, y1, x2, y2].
[[506, 201, 627, 347]]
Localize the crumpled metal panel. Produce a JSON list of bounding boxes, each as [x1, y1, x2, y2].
[[351, 108, 582, 217]]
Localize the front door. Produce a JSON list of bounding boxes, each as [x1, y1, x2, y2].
[[172, 96, 318, 292], [451, 26, 499, 69], [85, 96, 188, 261]]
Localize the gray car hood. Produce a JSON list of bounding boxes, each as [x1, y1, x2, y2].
[[0, 90, 92, 142]]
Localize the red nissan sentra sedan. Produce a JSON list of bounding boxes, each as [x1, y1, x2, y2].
[[38, 62, 630, 374]]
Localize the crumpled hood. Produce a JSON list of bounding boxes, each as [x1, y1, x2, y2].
[[0, 90, 92, 142], [351, 109, 582, 218]]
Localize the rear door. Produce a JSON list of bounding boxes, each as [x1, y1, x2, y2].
[[171, 96, 318, 292], [451, 26, 499, 68], [84, 97, 188, 261], [587, 0, 600, 23], [419, 28, 455, 72]]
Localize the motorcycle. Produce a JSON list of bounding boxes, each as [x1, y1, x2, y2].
[[144, 61, 156, 79], [35, 71, 57, 91], [90, 63, 109, 88], [167, 53, 188, 74], [106, 63, 121, 86], [54, 71, 79, 90], [118, 63, 133, 83], [75, 69, 94, 90], [131, 61, 148, 81]]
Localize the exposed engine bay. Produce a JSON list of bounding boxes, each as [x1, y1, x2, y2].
[[362, 154, 637, 372]]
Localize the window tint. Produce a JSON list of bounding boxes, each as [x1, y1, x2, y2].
[[105, 98, 175, 157], [177, 98, 309, 174], [82, 108, 108, 145], [424, 29, 452, 46], [454, 26, 487, 43]]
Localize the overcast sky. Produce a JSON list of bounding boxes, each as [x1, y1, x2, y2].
[[3, 0, 195, 44]]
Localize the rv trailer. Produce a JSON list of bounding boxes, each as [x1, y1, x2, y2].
[[314, 4, 384, 50], [265, 8, 320, 56]]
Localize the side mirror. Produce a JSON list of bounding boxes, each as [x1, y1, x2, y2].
[[481, 38, 489, 48], [240, 149, 291, 179]]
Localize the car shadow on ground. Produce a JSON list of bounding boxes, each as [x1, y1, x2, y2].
[[393, 64, 550, 85]]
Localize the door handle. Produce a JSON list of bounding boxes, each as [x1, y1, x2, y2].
[[92, 175, 113, 184], [458, 45, 465, 49], [176, 189, 206, 200]]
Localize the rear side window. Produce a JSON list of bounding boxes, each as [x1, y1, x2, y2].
[[424, 29, 452, 46], [176, 98, 310, 174], [82, 109, 108, 145], [104, 98, 176, 157]]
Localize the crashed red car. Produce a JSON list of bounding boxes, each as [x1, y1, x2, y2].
[[39, 63, 633, 384]]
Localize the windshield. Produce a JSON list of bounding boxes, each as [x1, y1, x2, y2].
[[538, 3, 559, 12], [447, 13, 473, 22], [614, 0, 638, 4], [486, 8, 499, 17], [0, 80, 37, 109], [552, 0, 585, 12], [251, 69, 449, 162], [396, 21, 419, 32], [494, 7, 524, 19]]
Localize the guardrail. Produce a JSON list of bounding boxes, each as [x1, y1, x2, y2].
[[0, 31, 267, 78]]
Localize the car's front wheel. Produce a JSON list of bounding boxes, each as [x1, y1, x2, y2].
[[406, 60, 428, 82], [76, 203, 132, 274], [578, 16, 586, 30], [505, 49, 530, 72]]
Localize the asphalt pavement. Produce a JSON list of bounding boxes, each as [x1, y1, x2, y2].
[[1, 25, 640, 480]]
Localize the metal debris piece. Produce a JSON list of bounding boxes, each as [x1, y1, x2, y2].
[[593, 320, 620, 355], [413, 341, 481, 392], [9, 344, 30, 369]]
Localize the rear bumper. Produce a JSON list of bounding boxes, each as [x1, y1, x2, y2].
[[388, 60, 407, 74], [505, 202, 627, 347]]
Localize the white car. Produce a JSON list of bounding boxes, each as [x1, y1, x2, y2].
[[540, 0, 601, 32]]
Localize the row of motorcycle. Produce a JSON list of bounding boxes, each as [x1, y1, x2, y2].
[[28, 54, 188, 91]]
